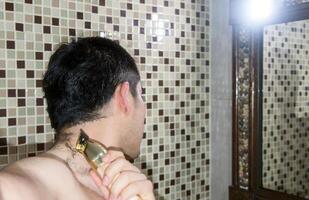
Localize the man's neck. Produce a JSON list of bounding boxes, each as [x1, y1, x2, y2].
[[48, 140, 104, 196], [46, 118, 122, 195], [51, 139, 91, 173]]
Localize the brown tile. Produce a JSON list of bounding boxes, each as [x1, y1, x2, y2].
[[18, 99, 25, 107], [5, 2, 14, 11], [175, 9, 179, 15], [92, 6, 98, 13], [7, 41, 15, 49], [18, 136, 26, 144], [120, 10, 126, 17], [127, 3, 132, 10], [8, 89, 16, 97], [28, 153, 36, 157], [36, 80, 42, 87], [52, 18, 59, 26], [85, 22, 91, 29], [43, 26, 51, 34], [36, 143, 44, 151], [0, 138, 7, 146], [26, 70, 34, 78], [17, 89, 25, 97], [69, 29, 76, 36], [36, 125, 44, 133], [44, 43, 52, 51], [99, 0, 105, 6], [133, 19, 138, 26], [17, 60, 25, 69], [0, 109, 6, 117], [35, 52, 43, 60], [36, 98, 43, 106], [8, 118, 16, 126], [77, 12, 83, 19], [113, 25, 119, 32], [34, 16, 42, 24], [25, 0, 32, 3], [15, 23, 24, 31], [0, 147, 8, 155], [0, 70, 5, 78], [106, 17, 112, 23]]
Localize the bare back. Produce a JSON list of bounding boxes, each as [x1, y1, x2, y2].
[[0, 153, 104, 200]]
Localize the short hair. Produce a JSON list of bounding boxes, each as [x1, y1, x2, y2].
[[43, 37, 140, 134]]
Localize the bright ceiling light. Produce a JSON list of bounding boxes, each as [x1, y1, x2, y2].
[[247, 0, 274, 22]]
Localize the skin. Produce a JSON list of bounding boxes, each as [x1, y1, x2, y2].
[[0, 81, 155, 200]]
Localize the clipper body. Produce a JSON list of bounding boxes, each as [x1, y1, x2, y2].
[[75, 129, 107, 170]]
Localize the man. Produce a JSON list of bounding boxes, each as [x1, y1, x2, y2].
[[0, 37, 155, 200]]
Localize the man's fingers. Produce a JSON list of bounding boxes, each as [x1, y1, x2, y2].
[[103, 158, 140, 186], [97, 149, 125, 178], [91, 149, 154, 199], [118, 179, 155, 200], [89, 170, 109, 199], [104, 150, 125, 162], [89, 170, 101, 186], [96, 162, 109, 178], [109, 171, 147, 198]]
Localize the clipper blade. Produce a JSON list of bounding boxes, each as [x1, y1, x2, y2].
[[75, 129, 107, 170]]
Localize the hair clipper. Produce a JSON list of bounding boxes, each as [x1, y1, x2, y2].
[[75, 129, 142, 200], [75, 129, 107, 170]]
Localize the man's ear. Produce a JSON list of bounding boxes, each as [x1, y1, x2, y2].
[[114, 82, 132, 115]]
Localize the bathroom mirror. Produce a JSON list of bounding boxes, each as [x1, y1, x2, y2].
[[261, 19, 309, 199], [230, 1, 309, 200]]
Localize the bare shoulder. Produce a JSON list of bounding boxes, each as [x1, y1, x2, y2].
[[0, 155, 74, 200], [0, 158, 43, 200]]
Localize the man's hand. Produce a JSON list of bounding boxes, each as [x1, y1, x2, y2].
[[89, 150, 155, 200]]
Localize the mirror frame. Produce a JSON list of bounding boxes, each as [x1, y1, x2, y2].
[[230, 1, 309, 200]]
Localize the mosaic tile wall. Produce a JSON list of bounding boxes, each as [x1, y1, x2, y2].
[[0, 0, 210, 199], [262, 20, 309, 198]]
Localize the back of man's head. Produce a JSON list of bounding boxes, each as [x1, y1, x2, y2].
[[43, 37, 140, 135]]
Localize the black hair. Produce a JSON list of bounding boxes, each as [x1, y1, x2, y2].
[[43, 37, 140, 134]]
